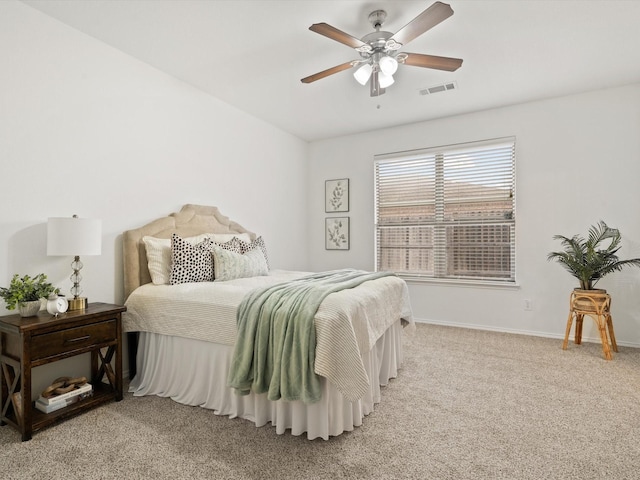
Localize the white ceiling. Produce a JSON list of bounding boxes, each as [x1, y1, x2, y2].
[[21, 0, 640, 142]]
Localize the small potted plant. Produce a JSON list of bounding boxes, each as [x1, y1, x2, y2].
[[0, 274, 59, 317], [548, 221, 640, 310]]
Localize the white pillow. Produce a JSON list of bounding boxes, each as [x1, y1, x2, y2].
[[212, 246, 269, 282], [143, 234, 209, 284]]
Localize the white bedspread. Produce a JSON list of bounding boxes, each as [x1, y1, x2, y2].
[[123, 270, 413, 401]]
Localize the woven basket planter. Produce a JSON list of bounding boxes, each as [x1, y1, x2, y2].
[[571, 289, 608, 314]]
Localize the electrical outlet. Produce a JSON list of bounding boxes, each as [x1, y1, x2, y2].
[[523, 299, 533, 311]]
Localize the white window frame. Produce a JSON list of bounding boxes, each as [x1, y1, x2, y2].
[[374, 137, 516, 286]]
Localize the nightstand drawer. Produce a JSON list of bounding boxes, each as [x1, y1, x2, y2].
[[31, 320, 117, 361]]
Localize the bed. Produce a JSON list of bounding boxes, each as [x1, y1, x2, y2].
[[122, 204, 413, 440]]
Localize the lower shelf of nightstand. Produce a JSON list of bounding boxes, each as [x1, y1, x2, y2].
[[31, 383, 118, 432]]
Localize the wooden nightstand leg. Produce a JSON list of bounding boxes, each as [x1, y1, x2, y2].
[[0, 361, 7, 426], [20, 358, 32, 441], [2, 342, 33, 441], [115, 320, 123, 401], [95, 347, 116, 387], [91, 349, 98, 385], [93, 346, 123, 399]]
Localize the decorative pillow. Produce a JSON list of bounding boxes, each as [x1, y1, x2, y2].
[[143, 234, 209, 285], [169, 234, 215, 285], [212, 236, 244, 254], [207, 233, 252, 244], [238, 236, 270, 270], [212, 246, 269, 282]]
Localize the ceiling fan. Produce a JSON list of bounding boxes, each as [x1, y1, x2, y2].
[[301, 1, 463, 97]]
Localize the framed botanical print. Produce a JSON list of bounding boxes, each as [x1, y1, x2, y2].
[[325, 217, 350, 250], [325, 178, 349, 213]]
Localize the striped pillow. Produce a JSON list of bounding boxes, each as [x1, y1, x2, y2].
[[212, 246, 269, 282]]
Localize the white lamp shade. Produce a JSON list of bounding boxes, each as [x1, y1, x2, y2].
[[379, 56, 398, 76], [378, 72, 395, 88], [47, 217, 102, 256], [353, 63, 373, 85]]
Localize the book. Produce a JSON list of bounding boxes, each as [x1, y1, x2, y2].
[[35, 389, 93, 414], [38, 382, 93, 405], [35, 396, 79, 414]]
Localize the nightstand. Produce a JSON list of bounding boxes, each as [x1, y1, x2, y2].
[[0, 302, 126, 441]]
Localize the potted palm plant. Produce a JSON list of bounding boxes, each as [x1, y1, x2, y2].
[[548, 221, 640, 310], [0, 273, 59, 317]]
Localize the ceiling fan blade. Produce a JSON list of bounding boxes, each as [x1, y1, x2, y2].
[[309, 23, 367, 49], [402, 52, 463, 71], [370, 71, 386, 97], [301, 61, 355, 84], [390, 1, 454, 47]]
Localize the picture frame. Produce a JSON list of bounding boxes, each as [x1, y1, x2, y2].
[[325, 178, 349, 213], [325, 217, 350, 250]]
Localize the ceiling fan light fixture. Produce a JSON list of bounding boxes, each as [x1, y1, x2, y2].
[[353, 63, 373, 85], [378, 71, 395, 88], [379, 55, 398, 76]]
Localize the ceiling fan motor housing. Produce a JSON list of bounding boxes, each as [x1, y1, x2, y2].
[[361, 30, 394, 48], [368, 9, 387, 29], [359, 31, 395, 60], [360, 9, 404, 63]]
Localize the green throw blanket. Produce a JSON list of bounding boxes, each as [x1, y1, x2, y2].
[[227, 269, 395, 404]]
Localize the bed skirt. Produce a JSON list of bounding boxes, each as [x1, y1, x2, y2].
[[129, 320, 404, 440]]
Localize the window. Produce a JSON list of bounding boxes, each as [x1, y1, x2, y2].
[[374, 137, 516, 284]]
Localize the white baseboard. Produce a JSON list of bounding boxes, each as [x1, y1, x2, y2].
[[413, 317, 640, 349]]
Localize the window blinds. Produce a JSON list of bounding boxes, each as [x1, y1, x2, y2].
[[374, 138, 516, 283]]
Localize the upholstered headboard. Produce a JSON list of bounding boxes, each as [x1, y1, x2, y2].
[[122, 204, 256, 300]]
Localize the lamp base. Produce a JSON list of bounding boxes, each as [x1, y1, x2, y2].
[[68, 297, 88, 311]]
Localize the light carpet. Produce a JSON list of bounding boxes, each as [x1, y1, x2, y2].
[[1, 323, 639, 480]]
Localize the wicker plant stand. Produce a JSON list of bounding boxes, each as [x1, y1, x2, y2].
[[562, 289, 617, 360]]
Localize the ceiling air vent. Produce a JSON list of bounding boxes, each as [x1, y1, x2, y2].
[[419, 81, 457, 96]]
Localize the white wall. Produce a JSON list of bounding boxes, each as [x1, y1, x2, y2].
[[308, 83, 640, 347], [0, 1, 309, 390], [0, 0, 309, 304]]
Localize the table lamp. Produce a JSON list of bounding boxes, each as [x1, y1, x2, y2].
[[47, 215, 102, 311]]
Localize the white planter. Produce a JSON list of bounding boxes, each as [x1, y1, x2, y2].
[[18, 300, 41, 317]]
